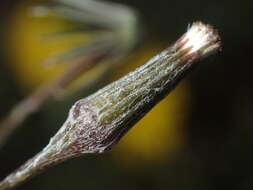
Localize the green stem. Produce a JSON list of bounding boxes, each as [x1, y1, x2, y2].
[[0, 22, 221, 190]]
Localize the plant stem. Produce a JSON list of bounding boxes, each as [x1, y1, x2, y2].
[[0, 22, 221, 190], [0, 49, 113, 148]]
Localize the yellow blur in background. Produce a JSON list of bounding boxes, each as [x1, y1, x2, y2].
[[5, 0, 109, 92], [4, 0, 191, 169]]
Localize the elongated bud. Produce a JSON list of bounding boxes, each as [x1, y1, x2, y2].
[[0, 22, 221, 190]]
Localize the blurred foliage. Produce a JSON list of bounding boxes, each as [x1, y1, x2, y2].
[[5, 0, 112, 92]]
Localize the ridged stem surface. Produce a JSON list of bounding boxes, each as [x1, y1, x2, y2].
[[0, 22, 221, 190]]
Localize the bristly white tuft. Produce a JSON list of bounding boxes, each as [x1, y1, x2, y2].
[[180, 22, 221, 56]]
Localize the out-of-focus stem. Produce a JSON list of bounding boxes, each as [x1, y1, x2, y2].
[[0, 22, 221, 190], [0, 50, 112, 148]]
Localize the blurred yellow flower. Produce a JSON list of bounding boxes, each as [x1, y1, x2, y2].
[[4, 0, 109, 93]]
